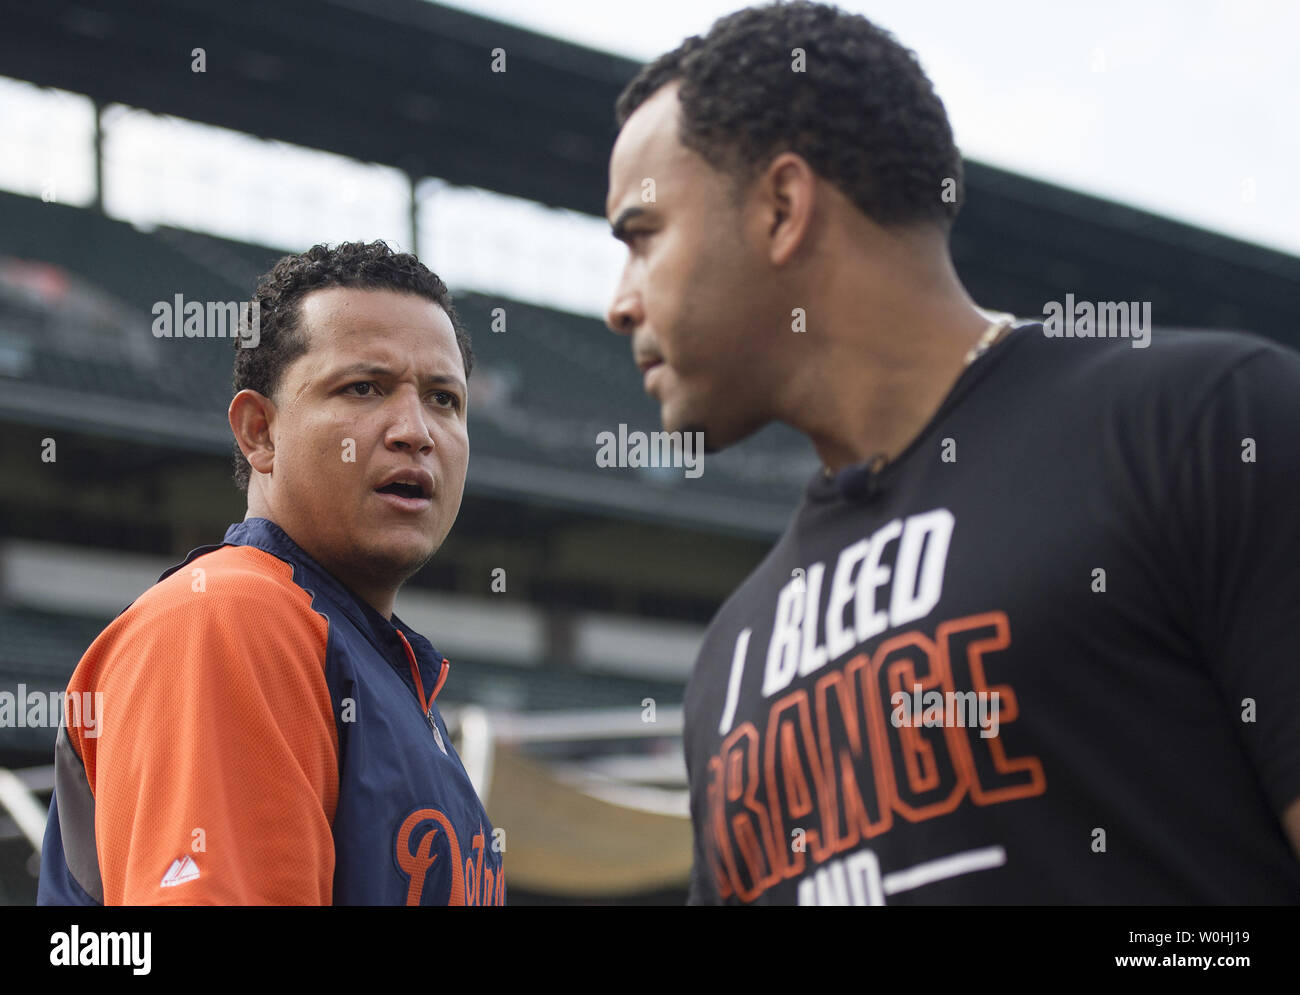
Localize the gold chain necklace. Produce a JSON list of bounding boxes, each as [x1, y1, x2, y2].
[[823, 312, 1016, 480], [963, 312, 1016, 366]]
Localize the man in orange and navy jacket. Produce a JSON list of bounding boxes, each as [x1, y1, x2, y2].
[[38, 241, 504, 905]]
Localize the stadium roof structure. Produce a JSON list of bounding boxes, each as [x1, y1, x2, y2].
[[2, 0, 627, 216], [4, 0, 1298, 345]]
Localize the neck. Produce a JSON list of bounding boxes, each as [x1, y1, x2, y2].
[[776, 239, 995, 475], [344, 577, 396, 621], [243, 505, 397, 620]]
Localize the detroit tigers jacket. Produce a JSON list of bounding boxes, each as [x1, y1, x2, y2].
[[37, 516, 504, 905]]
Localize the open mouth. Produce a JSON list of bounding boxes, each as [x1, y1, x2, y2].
[[377, 481, 426, 500]]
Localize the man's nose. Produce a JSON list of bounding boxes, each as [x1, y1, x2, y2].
[[605, 280, 642, 336], [386, 387, 435, 451]]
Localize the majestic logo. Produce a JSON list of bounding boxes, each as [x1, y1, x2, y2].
[[159, 855, 200, 888], [394, 808, 505, 905]]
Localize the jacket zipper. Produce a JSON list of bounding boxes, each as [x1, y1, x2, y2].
[[396, 628, 449, 743]]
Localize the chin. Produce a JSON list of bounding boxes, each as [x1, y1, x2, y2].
[[661, 397, 701, 439], [666, 410, 764, 455], [365, 527, 438, 572], [661, 379, 770, 452]]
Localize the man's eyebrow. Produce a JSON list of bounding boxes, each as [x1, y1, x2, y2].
[[610, 206, 648, 240], [331, 363, 466, 393]]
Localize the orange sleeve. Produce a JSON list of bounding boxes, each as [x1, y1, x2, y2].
[[70, 547, 338, 905]]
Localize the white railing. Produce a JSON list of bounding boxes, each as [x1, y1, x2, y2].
[[442, 705, 688, 818], [0, 707, 689, 864], [0, 764, 52, 855]]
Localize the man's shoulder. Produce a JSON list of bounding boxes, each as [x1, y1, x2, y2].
[[1017, 323, 1292, 395], [1002, 324, 1299, 451], [112, 543, 328, 647], [139, 543, 309, 608]]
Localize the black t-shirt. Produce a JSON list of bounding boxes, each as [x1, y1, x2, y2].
[[684, 322, 1300, 904]]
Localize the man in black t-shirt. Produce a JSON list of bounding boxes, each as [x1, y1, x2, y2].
[[602, 2, 1300, 903]]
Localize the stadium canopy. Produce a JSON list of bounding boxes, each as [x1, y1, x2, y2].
[[1, 0, 626, 216], [3, 0, 1297, 342]]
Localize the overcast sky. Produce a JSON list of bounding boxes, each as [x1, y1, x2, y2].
[[437, 0, 1299, 258]]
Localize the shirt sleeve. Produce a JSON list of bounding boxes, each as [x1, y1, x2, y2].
[[72, 563, 339, 905], [1163, 343, 1300, 820]]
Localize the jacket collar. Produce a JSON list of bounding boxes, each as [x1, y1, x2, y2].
[[166, 517, 445, 679]]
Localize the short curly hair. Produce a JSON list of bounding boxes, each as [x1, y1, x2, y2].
[[615, 1, 962, 231], [231, 240, 473, 492]]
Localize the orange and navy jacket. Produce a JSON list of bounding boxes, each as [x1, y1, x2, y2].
[[36, 517, 505, 905]]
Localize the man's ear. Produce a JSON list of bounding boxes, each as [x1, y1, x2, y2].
[[757, 151, 818, 268], [228, 389, 276, 475]]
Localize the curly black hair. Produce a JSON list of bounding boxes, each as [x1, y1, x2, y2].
[[615, 1, 962, 230], [231, 240, 473, 492]]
